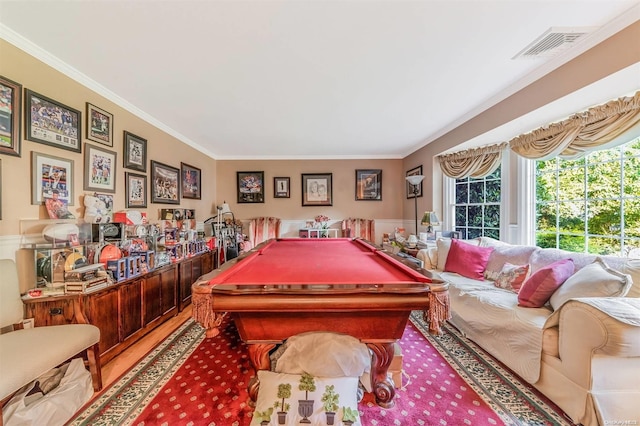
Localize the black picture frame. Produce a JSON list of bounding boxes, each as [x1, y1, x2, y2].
[[123, 131, 147, 172], [0, 75, 22, 157], [355, 169, 382, 201], [406, 165, 423, 199], [181, 162, 201, 200], [86, 103, 114, 147], [237, 171, 264, 203], [84, 143, 117, 194], [274, 177, 290, 198], [302, 173, 332, 206], [25, 89, 81, 153], [125, 172, 147, 208], [151, 161, 180, 204]]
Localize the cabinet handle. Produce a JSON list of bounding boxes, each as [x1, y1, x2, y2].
[[49, 307, 63, 316]]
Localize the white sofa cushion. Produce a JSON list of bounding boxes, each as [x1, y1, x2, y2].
[[0, 324, 100, 401], [549, 258, 634, 311]]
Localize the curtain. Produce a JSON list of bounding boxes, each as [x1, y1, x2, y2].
[[437, 143, 506, 179], [249, 217, 281, 247], [341, 218, 375, 241], [510, 91, 640, 160]]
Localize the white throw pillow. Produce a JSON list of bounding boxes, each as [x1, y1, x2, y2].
[[250, 370, 361, 426], [274, 331, 371, 379], [435, 238, 481, 271], [549, 257, 633, 311]]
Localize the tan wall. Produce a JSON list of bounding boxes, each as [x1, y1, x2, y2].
[[0, 40, 403, 246], [216, 159, 403, 222], [403, 21, 640, 223], [0, 40, 217, 237]]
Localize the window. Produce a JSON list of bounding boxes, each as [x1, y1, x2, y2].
[[453, 167, 501, 240], [535, 138, 640, 258]]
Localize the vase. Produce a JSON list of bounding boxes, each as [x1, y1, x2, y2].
[[298, 399, 314, 423], [325, 411, 336, 425]]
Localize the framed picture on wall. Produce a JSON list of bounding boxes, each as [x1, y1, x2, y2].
[[125, 172, 147, 208], [181, 162, 201, 199], [0, 75, 22, 157], [151, 160, 180, 204], [123, 131, 147, 172], [406, 165, 423, 199], [355, 169, 382, 201], [302, 173, 332, 206], [84, 143, 117, 193], [274, 177, 290, 198], [25, 89, 81, 153], [31, 151, 74, 205], [86, 103, 114, 147], [237, 171, 264, 203]]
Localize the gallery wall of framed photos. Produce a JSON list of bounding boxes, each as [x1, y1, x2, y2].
[[1, 39, 406, 239], [0, 40, 217, 235]]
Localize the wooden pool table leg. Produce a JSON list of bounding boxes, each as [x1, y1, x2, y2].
[[367, 342, 396, 408], [247, 343, 277, 405]]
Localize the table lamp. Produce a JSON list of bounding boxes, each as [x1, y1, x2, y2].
[[421, 211, 440, 233], [405, 174, 425, 235]]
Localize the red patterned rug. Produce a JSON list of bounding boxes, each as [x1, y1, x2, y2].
[[68, 312, 571, 425]]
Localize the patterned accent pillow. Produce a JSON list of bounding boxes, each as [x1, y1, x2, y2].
[[492, 263, 530, 293], [250, 370, 361, 426]]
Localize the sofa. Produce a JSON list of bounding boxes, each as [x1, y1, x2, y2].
[[417, 237, 640, 426]]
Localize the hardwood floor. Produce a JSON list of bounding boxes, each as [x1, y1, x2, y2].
[[98, 305, 194, 390]]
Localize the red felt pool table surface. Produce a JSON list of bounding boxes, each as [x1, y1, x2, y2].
[[191, 238, 450, 408], [207, 238, 429, 288]]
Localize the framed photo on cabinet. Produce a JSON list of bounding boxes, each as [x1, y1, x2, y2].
[[0, 75, 22, 157], [25, 89, 81, 153]]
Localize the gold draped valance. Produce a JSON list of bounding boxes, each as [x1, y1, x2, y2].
[[509, 91, 640, 160], [437, 143, 507, 179]]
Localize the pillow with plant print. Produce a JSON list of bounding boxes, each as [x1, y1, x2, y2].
[[250, 370, 361, 426]]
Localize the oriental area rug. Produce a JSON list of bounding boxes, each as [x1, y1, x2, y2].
[[68, 313, 571, 426]]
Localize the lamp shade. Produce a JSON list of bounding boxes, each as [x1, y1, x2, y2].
[[421, 211, 440, 226], [219, 202, 232, 214], [405, 175, 425, 186]]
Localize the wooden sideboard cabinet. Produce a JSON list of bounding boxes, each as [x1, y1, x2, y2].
[[23, 251, 215, 364], [178, 250, 215, 311]]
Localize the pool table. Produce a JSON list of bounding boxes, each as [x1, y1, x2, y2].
[[192, 238, 449, 408]]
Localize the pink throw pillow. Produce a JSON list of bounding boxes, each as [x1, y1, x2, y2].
[[517, 259, 575, 308], [444, 238, 494, 279]]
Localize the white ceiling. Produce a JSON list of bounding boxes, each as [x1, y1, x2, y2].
[[1, 0, 639, 160]]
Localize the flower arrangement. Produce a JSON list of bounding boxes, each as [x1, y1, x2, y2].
[[314, 215, 330, 229]]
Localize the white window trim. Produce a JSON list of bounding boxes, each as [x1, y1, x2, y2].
[[442, 150, 511, 241]]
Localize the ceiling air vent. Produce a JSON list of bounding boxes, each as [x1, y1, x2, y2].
[[512, 27, 598, 59]]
